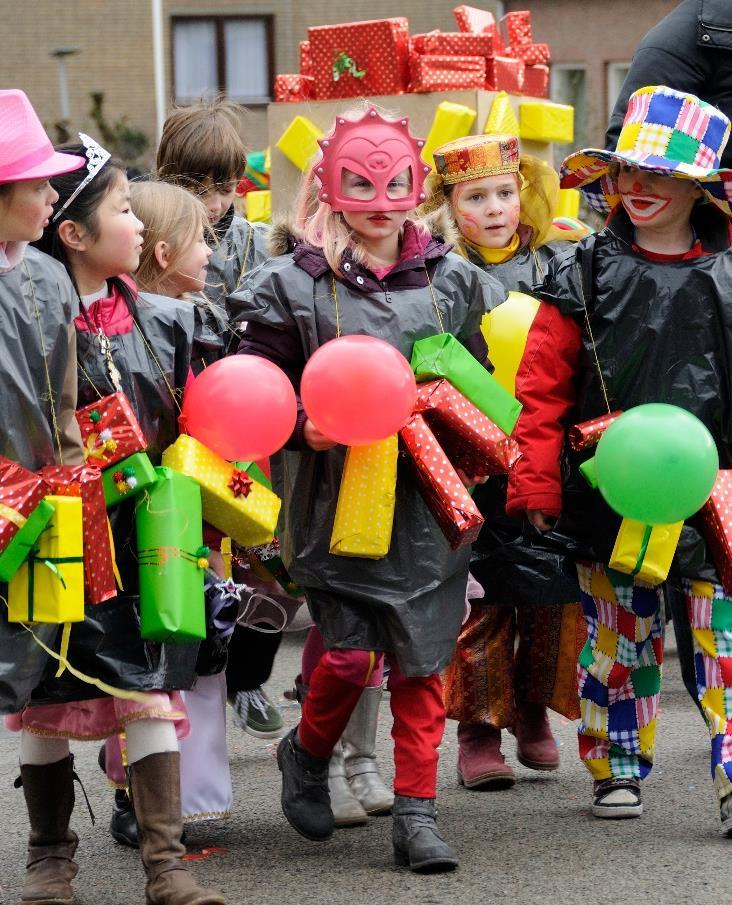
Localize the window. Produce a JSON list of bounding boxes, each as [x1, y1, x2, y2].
[[172, 16, 273, 105], [550, 65, 587, 168], [607, 62, 632, 121]]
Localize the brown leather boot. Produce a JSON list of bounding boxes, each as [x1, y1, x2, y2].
[[19, 755, 79, 905], [456, 723, 515, 790], [129, 752, 226, 905], [513, 703, 560, 771]]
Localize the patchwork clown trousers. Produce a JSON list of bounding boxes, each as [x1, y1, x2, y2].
[[577, 562, 732, 800]]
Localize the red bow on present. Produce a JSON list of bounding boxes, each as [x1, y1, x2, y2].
[[228, 470, 253, 498]]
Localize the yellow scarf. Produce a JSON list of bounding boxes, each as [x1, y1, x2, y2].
[[465, 232, 521, 264]]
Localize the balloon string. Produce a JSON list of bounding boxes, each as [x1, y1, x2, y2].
[[574, 260, 612, 415]]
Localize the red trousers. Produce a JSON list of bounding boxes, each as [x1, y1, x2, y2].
[[298, 647, 445, 799]]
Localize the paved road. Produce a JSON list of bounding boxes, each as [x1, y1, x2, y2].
[[0, 625, 728, 905]]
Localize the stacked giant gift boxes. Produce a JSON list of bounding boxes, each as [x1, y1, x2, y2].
[[270, 6, 579, 218]]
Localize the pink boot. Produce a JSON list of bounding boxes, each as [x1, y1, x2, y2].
[[456, 723, 515, 790], [513, 703, 559, 771]]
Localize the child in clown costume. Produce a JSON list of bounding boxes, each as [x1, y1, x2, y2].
[[421, 133, 589, 790], [507, 85, 732, 832], [231, 106, 506, 871]]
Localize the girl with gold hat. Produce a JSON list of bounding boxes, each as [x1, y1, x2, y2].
[[423, 133, 589, 793]]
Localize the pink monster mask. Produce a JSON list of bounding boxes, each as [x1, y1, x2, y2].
[[312, 107, 431, 212]]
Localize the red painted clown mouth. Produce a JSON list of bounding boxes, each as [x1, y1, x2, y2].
[[622, 194, 672, 221]]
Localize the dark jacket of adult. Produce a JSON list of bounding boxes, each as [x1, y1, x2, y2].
[[606, 0, 732, 168]]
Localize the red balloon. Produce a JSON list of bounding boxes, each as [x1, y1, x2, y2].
[[301, 336, 416, 446], [181, 357, 297, 460]]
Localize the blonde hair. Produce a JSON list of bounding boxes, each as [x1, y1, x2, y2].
[[295, 103, 431, 276], [156, 96, 248, 189], [130, 180, 209, 296]]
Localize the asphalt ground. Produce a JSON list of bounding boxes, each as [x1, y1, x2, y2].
[[0, 623, 728, 905]]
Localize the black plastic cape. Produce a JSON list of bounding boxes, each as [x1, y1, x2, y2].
[[28, 291, 202, 707], [538, 205, 732, 576]]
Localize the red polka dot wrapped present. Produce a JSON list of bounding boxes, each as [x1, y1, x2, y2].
[[701, 471, 732, 597], [410, 54, 487, 93], [75, 392, 147, 469]]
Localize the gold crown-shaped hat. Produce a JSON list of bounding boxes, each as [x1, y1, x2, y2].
[[433, 134, 520, 185]]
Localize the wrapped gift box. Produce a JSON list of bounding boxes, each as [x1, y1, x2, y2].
[[414, 380, 521, 478], [136, 466, 206, 643], [0, 457, 53, 578], [0, 498, 55, 583], [454, 5, 498, 38], [245, 189, 271, 223], [483, 90, 520, 135], [400, 414, 483, 549], [522, 64, 550, 99], [701, 470, 732, 596], [308, 18, 410, 100], [40, 464, 117, 605], [275, 115, 324, 171], [486, 56, 525, 93], [513, 43, 550, 65], [76, 391, 147, 468], [568, 411, 623, 451], [102, 452, 158, 507], [8, 495, 84, 624], [609, 518, 684, 585], [421, 31, 496, 57], [411, 332, 522, 435], [274, 74, 315, 103], [299, 40, 312, 77], [557, 187, 581, 219], [520, 101, 575, 143], [499, 11, 533, 49], [330, 436, 398, 559], [162, 435, 280, 548], [410, 54, 487, 93], [421, 101, 477, 167]]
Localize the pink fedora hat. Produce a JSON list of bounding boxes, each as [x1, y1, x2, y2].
[[0, 89, 85, 184]]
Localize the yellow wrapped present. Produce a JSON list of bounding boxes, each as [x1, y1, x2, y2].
[[275, 116, 324, 171], [519, 101, 574, 143], [245, 189, 271, 223], [609, 517, 684, 585], [162, 435, 280, 548], [421, 102, 477, 168], [330, 436, 398, 559], [556, 188, 580, 219], [483, 91, 520, 137], [8, 496, 84, 624]]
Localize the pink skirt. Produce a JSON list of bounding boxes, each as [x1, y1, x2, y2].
[[5, 691, 190, 741]]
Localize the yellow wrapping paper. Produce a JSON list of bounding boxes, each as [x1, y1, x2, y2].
[[245, 189, 271, 223], [330, 436, 398, 559], [483, 91, 520, 136], [275, 116, 324, 171], [609, 517, 684, 585], [8, 496, 84, 624], [556, 188, 580, 219], [519, 101, 575, 143], [421, 102, 477, 168], [162, 435, 281, 547]]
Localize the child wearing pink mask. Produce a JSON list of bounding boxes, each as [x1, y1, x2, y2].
[[231, 105, 506, 872], [508, 85, 732, 833]]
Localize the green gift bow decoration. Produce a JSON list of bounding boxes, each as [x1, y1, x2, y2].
[[332, 52, 366, 82]]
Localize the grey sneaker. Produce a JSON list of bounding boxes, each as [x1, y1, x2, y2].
[[230, 687, 284, 739], [721, 793, 732, 836], [592, 778, 642, 819]]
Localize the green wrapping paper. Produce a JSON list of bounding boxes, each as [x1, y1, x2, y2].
[[136, 466, 206, 643], [102, 452, 158, 507], [410, 332, 522, 435], [0, 499, 55, 582]]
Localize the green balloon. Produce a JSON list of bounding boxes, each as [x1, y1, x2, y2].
[[595, 404, 718, 524]]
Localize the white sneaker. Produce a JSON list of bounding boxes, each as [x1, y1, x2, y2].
[[592, 778, 643, 819]]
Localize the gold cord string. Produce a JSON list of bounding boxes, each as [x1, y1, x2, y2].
[[76, 360, 105, 400], [133, 321, 182, 414], [331, 275, 342, 338], [574, 260, 612, 415], [23, 260, 65, 464], [424, 267, 445, 334], [234, 227, 255, 291]]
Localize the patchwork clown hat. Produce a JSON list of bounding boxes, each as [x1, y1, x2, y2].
[[560, 85, 732, 216]]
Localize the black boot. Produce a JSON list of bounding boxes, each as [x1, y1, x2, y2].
[[392, 795, 458, 873], [276, 726, 333, 841], [110, 789, 139, 848]]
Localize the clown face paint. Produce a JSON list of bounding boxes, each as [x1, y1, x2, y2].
[[617, 165, 702, 237], [450, 174, 521, 248]]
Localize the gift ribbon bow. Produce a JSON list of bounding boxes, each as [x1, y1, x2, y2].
[[332, 52, 366, 81], [228, 469, 253, 498], [139, 545, 211, 571], [83, 431, 118, 462], [26, 548, 83, 679], [0, 501, 27, 530]]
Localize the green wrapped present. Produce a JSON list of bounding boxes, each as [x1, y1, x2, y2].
[[102, 452, 158, 507], [136, 467, 207, 643], [411, 332, 522, 435], [0, 499, 55, 582]]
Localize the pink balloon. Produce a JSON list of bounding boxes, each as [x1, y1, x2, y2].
[[181, 357, 297, 460], [301, 336, 416, 446]]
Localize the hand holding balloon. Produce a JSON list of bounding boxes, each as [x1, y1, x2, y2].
[[304, 419, 338, 451]]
